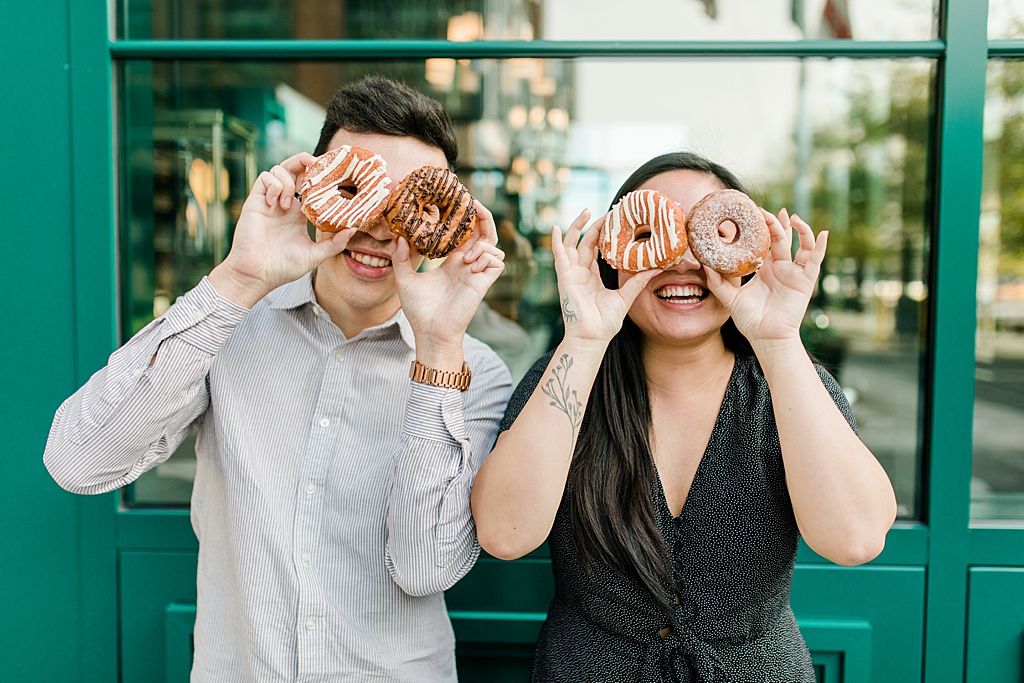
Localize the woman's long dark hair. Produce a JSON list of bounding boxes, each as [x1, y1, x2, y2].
[[568, 152, 753, 622]]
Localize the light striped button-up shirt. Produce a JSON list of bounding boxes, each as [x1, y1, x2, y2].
[[44, 273, 512, 683]]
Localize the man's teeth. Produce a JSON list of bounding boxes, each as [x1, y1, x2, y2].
[[655, 285, 707, 301], [349, 251, 391, 268]]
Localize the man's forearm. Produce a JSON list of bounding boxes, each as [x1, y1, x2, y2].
[[43, 277, 248, 494]]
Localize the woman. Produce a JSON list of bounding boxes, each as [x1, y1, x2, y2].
[[470, 153, 896, 682]]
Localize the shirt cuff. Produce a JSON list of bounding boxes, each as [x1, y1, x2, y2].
[[162, 276, 251, 354], [403, 381, 467, 446]]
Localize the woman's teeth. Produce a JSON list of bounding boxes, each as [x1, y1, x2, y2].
[[348, 250, 391, 268], [655, 284, 707, 303]]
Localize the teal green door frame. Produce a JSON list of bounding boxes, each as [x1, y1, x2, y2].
[[2, 0, 1019, 680], [924, 1, 989, 682]]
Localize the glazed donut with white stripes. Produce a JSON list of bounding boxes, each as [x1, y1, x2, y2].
[[297, 145, 392, 233], [598, 189, 688, 273]]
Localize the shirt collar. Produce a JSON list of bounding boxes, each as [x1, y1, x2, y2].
[[266, 272, 317, 311], [266, 272, 416, 350]]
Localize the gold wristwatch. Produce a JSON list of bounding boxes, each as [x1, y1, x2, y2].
[[410, 360, 472, 391]]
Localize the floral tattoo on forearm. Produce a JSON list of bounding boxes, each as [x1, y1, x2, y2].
[[561, 295, 577, 323], [542, 354, 583, 435]]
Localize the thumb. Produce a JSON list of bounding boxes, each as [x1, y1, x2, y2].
[[704, 266, 738, 306], [308, 228, 356, 266], [617, 269, 659, 307], [392, 237, 417, 286]]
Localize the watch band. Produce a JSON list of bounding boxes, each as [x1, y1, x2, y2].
[[409, 360, 472, 391]]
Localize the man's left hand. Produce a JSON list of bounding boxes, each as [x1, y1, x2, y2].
[[393, 200, 505, 371]]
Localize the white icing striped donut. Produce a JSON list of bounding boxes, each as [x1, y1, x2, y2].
[[298, 145, 392, 232], [598, 190, 688, 273]]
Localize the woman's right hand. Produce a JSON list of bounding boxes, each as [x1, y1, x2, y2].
[[552, 210, 658, 348], [209, 151, 358, 308]]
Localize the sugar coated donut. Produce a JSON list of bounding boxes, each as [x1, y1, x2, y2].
[[598, 189, 688, 273], [385, 166, 476, 259], [298, 145, 391, 233], [686, 189, 770, 277]]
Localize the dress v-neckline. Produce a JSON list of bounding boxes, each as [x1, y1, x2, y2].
[[654, 354, 741, 521]]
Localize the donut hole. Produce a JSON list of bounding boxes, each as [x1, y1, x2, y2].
[[424, 203, 441, 224], [634, 226, 652, 241], [717, 219, 740, 245], [338, 185, 358, 199]]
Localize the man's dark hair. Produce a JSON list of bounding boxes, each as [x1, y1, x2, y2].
[[313, 75, 458, 169]]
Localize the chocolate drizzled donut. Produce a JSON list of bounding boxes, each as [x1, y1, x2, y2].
[[385, 166, 476, 259], [686, 189, 770, 277]]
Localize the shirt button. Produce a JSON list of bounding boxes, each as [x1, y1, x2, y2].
[[319, 417, 330, 428], [305, 483, 316, 495], [335, 352, 345, 362], [301, 551, 311, 562], [443, 411, 453, 422], [305, 619, 316, 630], [192, 310, 204, 322], [131, 368, 142, 378]]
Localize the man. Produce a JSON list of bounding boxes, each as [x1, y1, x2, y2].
[[44, 76, 512, 682]]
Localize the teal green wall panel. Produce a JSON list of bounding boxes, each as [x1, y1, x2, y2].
[[970, 527, 1024, 566], [120, 551, 199, 683], [0, 0, 88, 681], [966, 567, 1024, 682], [791, 565, 925, 683], [67, 0, 121, 676]]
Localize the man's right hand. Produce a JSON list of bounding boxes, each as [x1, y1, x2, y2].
[[208, 152, 357, 309]]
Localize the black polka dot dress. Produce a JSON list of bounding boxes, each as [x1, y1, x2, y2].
[[499, 351, 858, 683]]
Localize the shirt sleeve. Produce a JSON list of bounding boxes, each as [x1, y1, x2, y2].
[[43, 277, 249, 495], [384, 345, 513, 597]]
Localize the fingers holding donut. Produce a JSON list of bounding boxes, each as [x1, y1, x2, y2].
[[761, 207, 794, 265], [469, 242, 506, 275], [460, 200, 499, 263], [467, 241, 506, 273], [576, 211, 604, 268], [254, 170, 287, 210], [264, 152, 317, 211], [269, 164, 297, 211], [791, 214, 828, 279], [475, 200, 499, 246], [278, 151, 316, 175]]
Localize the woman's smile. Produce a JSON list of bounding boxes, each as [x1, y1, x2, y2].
[[653, 283, 709, 305]]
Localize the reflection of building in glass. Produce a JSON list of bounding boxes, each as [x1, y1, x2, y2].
[[121, 1, 940, 518], [973, 60, 1024, 520]]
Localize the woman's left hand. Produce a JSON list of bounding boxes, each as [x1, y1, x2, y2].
[[705, 208, 827, 346]]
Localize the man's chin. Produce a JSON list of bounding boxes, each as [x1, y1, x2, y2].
[[316, 261, 399, 311]]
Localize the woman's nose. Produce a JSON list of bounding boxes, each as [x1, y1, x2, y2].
[[675, 247, 702, 271]]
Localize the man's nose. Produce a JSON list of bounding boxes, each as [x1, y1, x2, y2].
[[364, 218, 395, 244]]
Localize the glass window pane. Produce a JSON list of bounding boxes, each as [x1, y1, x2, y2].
[[990, 0, 1024, 40], [119, 57, 934, 516], [973, 59, 1024, 523], [120, 0, 937, 41]]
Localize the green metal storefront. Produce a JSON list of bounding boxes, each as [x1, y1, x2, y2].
[[2, 0, 1023, 681]]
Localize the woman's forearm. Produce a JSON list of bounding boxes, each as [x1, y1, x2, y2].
[[471, 339, 606, 560], [753, 338, 897, 566]]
